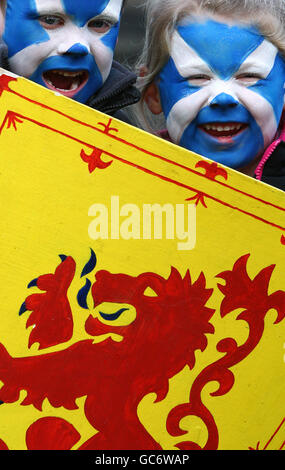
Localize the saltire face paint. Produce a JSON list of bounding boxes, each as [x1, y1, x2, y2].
[[158, 19, 285, 169], [3, 0, 123, 103]]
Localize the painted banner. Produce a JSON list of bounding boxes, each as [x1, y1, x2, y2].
[[0, 69, 284, 451]]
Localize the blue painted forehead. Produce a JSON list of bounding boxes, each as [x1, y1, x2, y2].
[[177, 19, 265, 77], [6, 0, 117, 22], [61, 0, 116, 26]]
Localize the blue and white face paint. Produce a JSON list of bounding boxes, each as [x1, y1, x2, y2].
[[3, 0, 123, 103], [158, 19, 285, 169]]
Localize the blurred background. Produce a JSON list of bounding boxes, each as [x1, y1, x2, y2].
[[114, 0, 146, 69]]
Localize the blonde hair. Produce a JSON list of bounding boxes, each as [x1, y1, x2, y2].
[[137, 0, 285, 98]]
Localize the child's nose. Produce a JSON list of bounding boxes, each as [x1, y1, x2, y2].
[[57, 42, 90, 56], [65, 43, 90, 56], [210, 93, 239, 109]]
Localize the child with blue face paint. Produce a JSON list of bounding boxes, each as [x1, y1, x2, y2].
[[0, 0, 140, 119], [138, 0, 285, 190]]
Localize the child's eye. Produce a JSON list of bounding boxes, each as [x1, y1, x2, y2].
[[235, 73, 263, 85], [187, 75, 211, 86], [38, 15, 64, 29], [88, 18, 113, 33]]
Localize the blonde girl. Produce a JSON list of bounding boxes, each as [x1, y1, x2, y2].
[[137, 0, 285, 188]]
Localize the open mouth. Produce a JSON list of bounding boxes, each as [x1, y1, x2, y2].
[[85, 315, 124, 343], [42, 69, 88, 97], [199, 122, 248, 140]]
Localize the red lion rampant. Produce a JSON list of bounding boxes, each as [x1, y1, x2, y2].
[[0, 253, 284, 450]]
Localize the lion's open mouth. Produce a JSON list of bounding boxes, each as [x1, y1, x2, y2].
[[85, 315, 124, 343], [42, 70, 89, 97], [84, 302, 137, 342]]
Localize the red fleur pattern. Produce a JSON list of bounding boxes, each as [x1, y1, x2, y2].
[[195, 160, 228, 181], [80, 147, 112, 173]]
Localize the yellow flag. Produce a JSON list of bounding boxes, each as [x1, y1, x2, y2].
[[0, 69, 284, 451]]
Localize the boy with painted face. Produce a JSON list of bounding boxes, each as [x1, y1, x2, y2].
[[0, 0, 140, 118], [138, 0, 285, 190]]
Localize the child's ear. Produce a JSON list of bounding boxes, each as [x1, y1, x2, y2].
[[144, 82, 163, 115]]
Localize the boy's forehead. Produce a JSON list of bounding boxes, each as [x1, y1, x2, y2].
[[176, 19, 265, 78], [16, 0, 121, 19]]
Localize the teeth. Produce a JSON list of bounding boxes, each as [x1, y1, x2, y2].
[[70, 80, 81, 90], [204, 123, 243, 132], [45, 77, 81, 91], [53, 70, 84, 77]]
